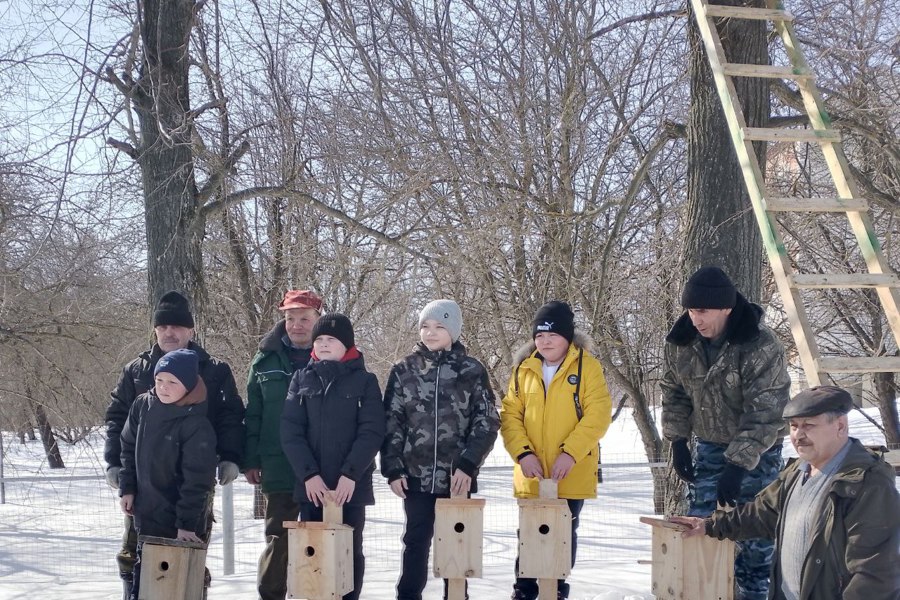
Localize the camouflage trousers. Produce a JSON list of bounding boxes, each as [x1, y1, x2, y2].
[[688, 441, 783, 600]]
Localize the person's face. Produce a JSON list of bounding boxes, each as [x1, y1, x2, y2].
[[284, 307, 320, 347], [789, 413, 848, 469], [420, 319, 453, 352], [154, 325, 193, 353], [313, 335, 347, 361], [687, 308, 732, 339], [534, 332, 569, 365], [155, 372, 189, 404]]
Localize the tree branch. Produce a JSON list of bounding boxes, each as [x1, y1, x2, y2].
[[106, 137, 138, 159], [200, 186, 437, 262], [196, 139, 250, 203]]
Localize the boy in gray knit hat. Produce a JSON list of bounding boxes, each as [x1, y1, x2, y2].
[[382, 299, 499, 600]]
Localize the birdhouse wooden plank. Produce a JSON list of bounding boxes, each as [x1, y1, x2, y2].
[[640, 517, 734, 600], [516, 498, 572, 580], [433, 497, 486, 579], [137, 535, 207, 600], [284, 521, 353, 600]]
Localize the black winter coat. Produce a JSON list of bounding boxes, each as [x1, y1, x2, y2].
[[105, 341, 245, 468], [119, 383, 217, 538], [281, 352, 385, 506]]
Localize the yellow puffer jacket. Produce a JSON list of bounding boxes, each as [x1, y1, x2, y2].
[[500, 334, 612, 499]]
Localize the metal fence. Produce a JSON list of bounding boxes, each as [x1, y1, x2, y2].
[[0, 450, 662, 580]]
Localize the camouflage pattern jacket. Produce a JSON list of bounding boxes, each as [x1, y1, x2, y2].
[[661, 293, 790, 471], [381, 342, 499, 495], [704, 439, 900, 600]]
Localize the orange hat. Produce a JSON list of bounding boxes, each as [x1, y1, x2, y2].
[[278, 290, 323, 312]]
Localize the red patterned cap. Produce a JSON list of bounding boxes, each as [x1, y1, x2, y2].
[[278, 290, 323, 312]]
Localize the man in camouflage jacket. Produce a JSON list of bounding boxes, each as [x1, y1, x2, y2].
[[661, 267, 790, 600]]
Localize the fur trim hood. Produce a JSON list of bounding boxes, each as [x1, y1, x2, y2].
[[665, 292, 764, 347], [259, 319, 289, 352], [511, 329, 594, 366]]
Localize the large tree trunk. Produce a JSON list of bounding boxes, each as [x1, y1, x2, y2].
[[683, 0, 769, 303], [135, 0, 205, 327], [27, 391, 64, 469], [873, 371, 900, 446], [667, 1, 770, 513]]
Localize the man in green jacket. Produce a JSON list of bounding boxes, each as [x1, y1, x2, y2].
[[243, 290, 323, 600], [672, 386, 900, 600]]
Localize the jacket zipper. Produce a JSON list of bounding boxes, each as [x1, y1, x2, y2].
[[431, 362, 442, 494]]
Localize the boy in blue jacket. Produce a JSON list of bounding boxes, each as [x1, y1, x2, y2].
[[119, 348, 217, 600]]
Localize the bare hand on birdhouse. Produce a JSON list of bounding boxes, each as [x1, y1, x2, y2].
[[333, 476, 356, 506]]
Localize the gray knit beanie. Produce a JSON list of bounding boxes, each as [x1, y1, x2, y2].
[[418, 299, 463, 342]]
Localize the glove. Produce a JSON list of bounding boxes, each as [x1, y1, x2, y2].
[[217, 461, 240, 486], [716, 462, 747, 507], [105, 466, 121, 490], [671, 439, 695, 483]]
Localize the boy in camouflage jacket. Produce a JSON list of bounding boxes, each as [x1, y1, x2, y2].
[[381, 300, 500, 600]]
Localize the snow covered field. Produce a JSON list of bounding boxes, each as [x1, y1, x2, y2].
[[0, 408, 894, 599]]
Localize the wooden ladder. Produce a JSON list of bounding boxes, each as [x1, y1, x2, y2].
[[689, 0, 900, 385]]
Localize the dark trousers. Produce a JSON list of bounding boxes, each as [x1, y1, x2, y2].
[[257, 491, 301, 600], [299, 503, 367, 600], [688, 441, 783, 600], [513, 498, 584, 600], [396, 491, 467, 600]]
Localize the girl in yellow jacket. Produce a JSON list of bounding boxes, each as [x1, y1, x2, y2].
[[500, 301, 612, 600]]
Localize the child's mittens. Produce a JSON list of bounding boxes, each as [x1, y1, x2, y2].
[[217, 461, 240, 485]]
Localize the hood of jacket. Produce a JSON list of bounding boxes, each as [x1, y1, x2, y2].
[[148, 380, 209, 417], [258, 319, 289, 353], [511, 329, 594, 366], [295, 353, 368, 391], [665, 292, 764, 347]]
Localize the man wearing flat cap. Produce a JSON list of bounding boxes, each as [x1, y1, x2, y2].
[[661, 266, 791, 600], [103, 290, 246, 599], [672, 385, 900, 599]]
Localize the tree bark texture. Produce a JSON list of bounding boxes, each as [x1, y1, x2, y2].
[[683, 0, 769, 303], [873, 371, 900, 446], [30, 399, 64, 469], [135, 0, 205, 328]]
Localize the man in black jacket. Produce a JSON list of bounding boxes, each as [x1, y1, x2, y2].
[[103, 291, 245, 599]]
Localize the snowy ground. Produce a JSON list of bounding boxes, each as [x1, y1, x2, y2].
[[0, 407, 894, 599]]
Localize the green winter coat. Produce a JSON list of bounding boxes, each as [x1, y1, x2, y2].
[[704, 439, 900, 600], [243, 321, 305, 493], [661, 294, 790, 470]]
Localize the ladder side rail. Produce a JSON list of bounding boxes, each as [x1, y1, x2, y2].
[[770, 6, 900, 349]]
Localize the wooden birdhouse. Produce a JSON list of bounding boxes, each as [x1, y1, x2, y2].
[[137, 535, 207, 600], [433, 497, 485, 599], [284, 519, 353, 599], [640, 517, 735, 600]]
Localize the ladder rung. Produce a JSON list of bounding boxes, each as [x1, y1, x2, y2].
[[703, 5, 794, 22], [766, 197, 869, 212], [722, 64, 813, 80], [742, 127, 841, 143], [816, 356, 900, 373], [791, 273, 900, 289]]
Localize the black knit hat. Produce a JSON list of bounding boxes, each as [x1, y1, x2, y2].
[[681, 266, 737, 309], [312, 313, 355, 349], [153, 291, 195, 328], [154, 349, 199, 392], [532, 301, 575, 343]]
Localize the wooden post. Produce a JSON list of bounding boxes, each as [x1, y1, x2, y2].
[[285, 497, 353, 599], [517, 478, 570, 600], [137, 535, 207, 600], [640, 517, 734, 600], [433, 491, 486, 600]]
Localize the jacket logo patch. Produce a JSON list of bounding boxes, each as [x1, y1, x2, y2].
[[536, 321, 554, 331], [567, 375, 579, 385]]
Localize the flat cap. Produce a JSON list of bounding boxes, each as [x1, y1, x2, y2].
[[783, 385, 853, 419]]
